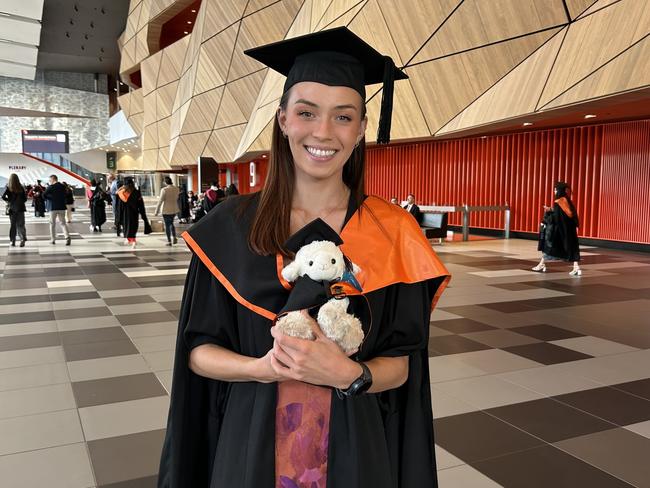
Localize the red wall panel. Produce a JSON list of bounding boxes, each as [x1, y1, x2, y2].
[[365, 125, 610, 238], [366, 119, 650, 245], [598, 121, 650, 244], [221, 159, 268, 194]]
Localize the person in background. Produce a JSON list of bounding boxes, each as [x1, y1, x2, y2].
[[155, 176, 181, 246], [533, 181, 582, 276], [108, 174, 120, 229], [117, 177, 147, 249], [202, 181, 224, 213], [403, 193, 423, 224], [225, 183, 239, 197], [192, 193, 206, 222], [63, 182, 75, 223], [86, 179, 108, 232], [177, 185, 190, 224], [43, 175, 70, 245], [188, 190, 198, 205], [390, 196, 399, 205], [2, 173, 28, 247], [29, 179, 46, 217]]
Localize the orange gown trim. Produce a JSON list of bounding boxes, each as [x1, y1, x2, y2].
[[182, 195, 450, 319]]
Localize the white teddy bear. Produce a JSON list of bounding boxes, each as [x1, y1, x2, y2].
[[275, 240, 364, 354]]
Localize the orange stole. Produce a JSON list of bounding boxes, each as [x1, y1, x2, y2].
[[276, 381, 331, 488]]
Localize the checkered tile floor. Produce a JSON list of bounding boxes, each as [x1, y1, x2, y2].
[[1, 205, 649, 487]]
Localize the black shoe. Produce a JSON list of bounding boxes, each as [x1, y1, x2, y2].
[[65, 237, 71, 246], [51, 240, 55, 245], [19, 240, 25, 247], [10, 241, 15, 247], [172, 236, 178, 244], [98, 227, 102, 232]]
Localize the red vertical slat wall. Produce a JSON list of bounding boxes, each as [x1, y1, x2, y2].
[[220, 159, 268, 194], [598, 120, 650, 244], [366, 120, 650, 242]]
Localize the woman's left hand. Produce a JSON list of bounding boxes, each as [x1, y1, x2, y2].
[[270, 314, 361, 388]]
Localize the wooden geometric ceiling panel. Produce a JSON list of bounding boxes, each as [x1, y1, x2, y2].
[[544, 34, 650, 110], [118, 0, 650, 168], [537, 0, 650, 108], [410, 0, 566, 65], [439, 28, 567, 135], [348, 0, 404, 66], [313, 0, 367, 31], [578, 0, 619, 19], [376, 0, 457, 64], [566, 0, 598, 20], [406, 29, 558, 134]]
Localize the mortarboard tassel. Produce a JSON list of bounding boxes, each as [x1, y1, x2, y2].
[[376, 55, 396, 144]]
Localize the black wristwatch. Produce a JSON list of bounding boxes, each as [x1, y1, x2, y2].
[[336, 362, 373, 398]]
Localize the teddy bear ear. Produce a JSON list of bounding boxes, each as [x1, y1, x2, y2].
[[281, 261, 301, 282]]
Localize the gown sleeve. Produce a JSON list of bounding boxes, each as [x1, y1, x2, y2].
[[362, 277, 444, 359], [158, 253, 240, 488], [182, 254, 239, 351]]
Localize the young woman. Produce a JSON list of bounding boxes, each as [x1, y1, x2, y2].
[[86, 179, 108, 232], [533, 181, 581, 275], [159, 28, 450, 488], [117, 177, 147, 249], [2, 173, 27, 247]]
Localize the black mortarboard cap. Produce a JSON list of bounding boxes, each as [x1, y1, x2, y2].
[[244, 27, 408, 144], [283, 218, 343, 254]]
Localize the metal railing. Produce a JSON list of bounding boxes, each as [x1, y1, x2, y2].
[[420, 205, 511, 241]]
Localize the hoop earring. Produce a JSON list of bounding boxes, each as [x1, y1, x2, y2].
[[282, 132, 288, 139]]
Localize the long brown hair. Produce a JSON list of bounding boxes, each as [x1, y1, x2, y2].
[[7, 173, 23, 193], [247, 89, 367, 256]]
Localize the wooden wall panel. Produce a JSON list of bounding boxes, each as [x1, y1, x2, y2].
[[205, 124, 246, 161], [314, 0, 366, 31], [141, 50, 163, 96], [406, 30, 556, 133], [566, 0, 598, 19], [411, 0, 565, 64], [202, 0, 247, 42], [228, 2, 301, 81], [194, 24, 238, 94], [440, 28, 565, 134], [215, 87, 248, 129], [544, 35, 650, 110], [377, 0, 456, 64], [348, 0, 404, 65], [578, 0, 619, 19], [538, 0, 650, 107], [180, 87, 223, 134]]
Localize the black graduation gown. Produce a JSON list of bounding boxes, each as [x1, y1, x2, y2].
[[118, 189, 146, 239], [31, 186, 46, 216], [541, 198, 580, 262], [90, 189, 107, 228], [177, 191, 190, 220], [158, 194, 450, 488]]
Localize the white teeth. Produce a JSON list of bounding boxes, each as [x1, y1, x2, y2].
[[306, 146, 336, 157]]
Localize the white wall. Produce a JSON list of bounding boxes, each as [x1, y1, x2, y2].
[[68, 149, 109, 174], [0, 153, 88, 188]]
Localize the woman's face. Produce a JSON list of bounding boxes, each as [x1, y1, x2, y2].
[[278, 82, 367, 183]]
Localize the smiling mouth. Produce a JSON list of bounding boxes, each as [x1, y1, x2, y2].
[[305, 146, 337, 158]]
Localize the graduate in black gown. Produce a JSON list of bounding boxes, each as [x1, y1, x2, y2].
[[533, 181, 582, 276], [158, 28, 451, 488], [117, 178, 148, 249]]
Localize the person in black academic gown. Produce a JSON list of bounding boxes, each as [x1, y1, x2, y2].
[[533, 181, 582, 276], [158, 28, 450, 488], [117, 177, 148, 249]]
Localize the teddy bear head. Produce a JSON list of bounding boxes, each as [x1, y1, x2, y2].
[[282, 240, 351, 283]]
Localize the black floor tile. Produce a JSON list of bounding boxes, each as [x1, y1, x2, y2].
[[471, 445, 634, 488], [554, 387, 650, 426], [503, 342, 593, 365]]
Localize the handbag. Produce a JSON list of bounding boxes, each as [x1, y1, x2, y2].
[[143, 219, 152, 235], [4, 206, 10, 216]]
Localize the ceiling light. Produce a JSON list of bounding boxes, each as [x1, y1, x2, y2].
[[523, 122, 533, 126], [584, 114, 596, 119], [187, 20, 192, 24], [184, 31, 189, 35], [191, 9, 196, 12]]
